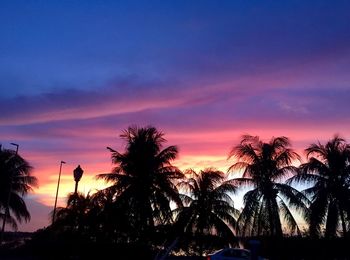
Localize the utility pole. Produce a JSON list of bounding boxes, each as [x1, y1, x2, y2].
[[52, 161, 66, 224]]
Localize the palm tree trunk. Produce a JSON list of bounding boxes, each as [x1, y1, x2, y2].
[[273, 200, 283, 236], [267, 195, 282, 237], [198, 228, 204, 256], [267, 198, 276, 236], [340, 208, 347, 237], [256, 203, 263, 236]]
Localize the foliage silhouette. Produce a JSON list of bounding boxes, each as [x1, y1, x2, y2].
[[288, 135, 350, 237], [97, 126, 184, 242], [19, 130, 350, 259], [174, 168, 239, 255], [52, 192, 92, 235], [0, 148, 37, 230], [229, 135, 308, 237]]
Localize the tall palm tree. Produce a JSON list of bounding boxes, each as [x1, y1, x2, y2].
[[288, 135, 350, 237], [0, 148, 37, 230], [228, 135, 308, 237], [174, 168, 239, 255], [97, 126, 183, 241]]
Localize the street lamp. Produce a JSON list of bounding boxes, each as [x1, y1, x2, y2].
[[73, 165, 84, 195], [10, 143, 19, 154], [52, 161, 66, 224], [0, 143, 19, 245]]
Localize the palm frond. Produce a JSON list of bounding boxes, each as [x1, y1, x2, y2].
[[9, 193, 30, 222], [226, 178, 255, 188], [157, 145, 179, 163], [278, 198, 301, 236], [286, 172, 321, 186]]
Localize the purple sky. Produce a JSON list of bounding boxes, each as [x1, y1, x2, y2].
[[1, 0, 350, 231]]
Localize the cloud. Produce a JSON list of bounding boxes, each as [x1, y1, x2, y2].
[[0, 81, 183, 125]]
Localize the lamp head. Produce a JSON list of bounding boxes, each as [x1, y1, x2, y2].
[[73, 165, 84, 182], [10, 143, 19, 153]]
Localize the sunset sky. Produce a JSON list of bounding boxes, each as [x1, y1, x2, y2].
[[1, 0, 350, 232]]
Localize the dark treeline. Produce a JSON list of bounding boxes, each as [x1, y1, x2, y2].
[[1, 125, 350, 259]]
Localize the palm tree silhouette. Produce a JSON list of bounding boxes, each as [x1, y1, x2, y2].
[[52, 189, 124, 242], [174, 168, 239, 255], [88, 188, 131, 242], [97, 126, 183, 241], [229, 135, 308, 237], [53, 192, 92, 233], [0, 148, 37, 230], [289, 135, 350, 237]]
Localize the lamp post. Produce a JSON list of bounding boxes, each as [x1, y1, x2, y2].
[[52, 161, 66, 224], [73, 165, 84, 195], [0, 143, 19, 245]]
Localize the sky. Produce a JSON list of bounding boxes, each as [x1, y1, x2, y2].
[[1, 0, 350, 232]]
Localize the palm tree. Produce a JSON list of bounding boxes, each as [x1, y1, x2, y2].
[[97, 126, 183, 241], [0, 148, 37, 230], [53, 192, 84, 230], [288, 135, 350, 237], [52, 189, 122, 242], [228, 135, 308, 237], [52, 192, 93, 233], [174, 168, 239, 255], [88, 188, 132, 242]]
